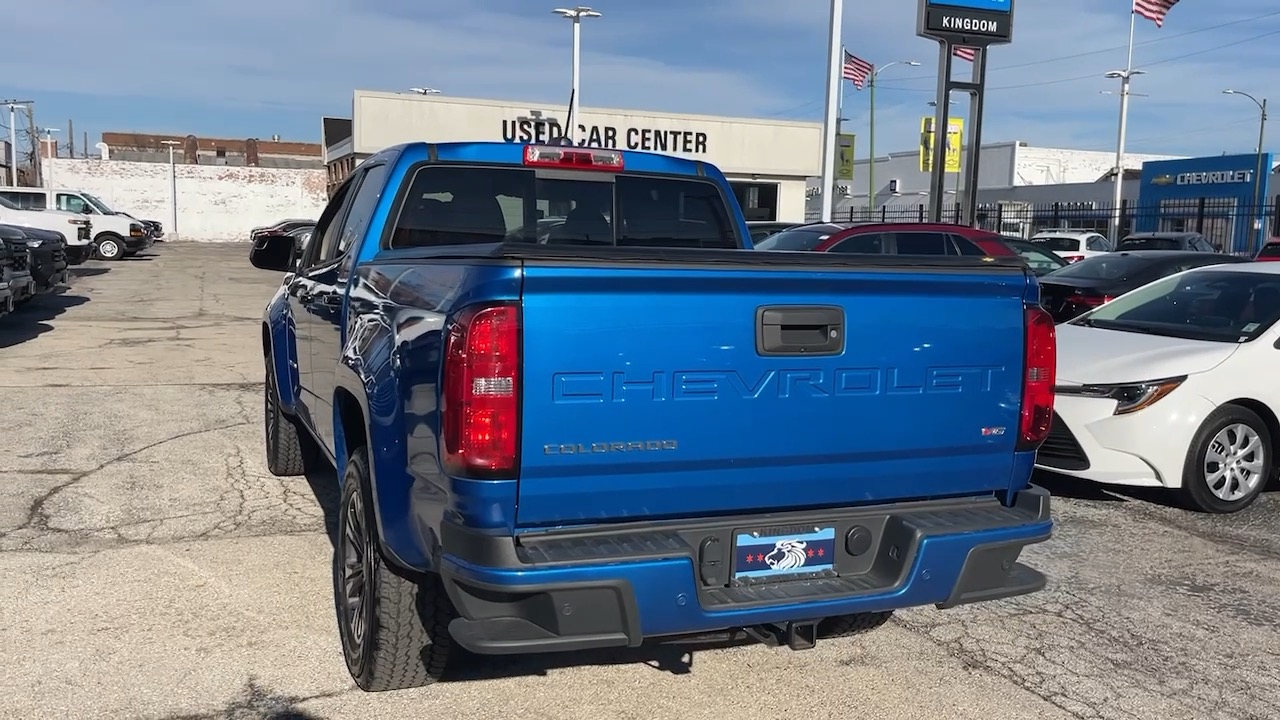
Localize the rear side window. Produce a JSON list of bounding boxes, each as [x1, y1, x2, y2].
[[0, 191, 45, 210], [893, 231, 951, 255], [828, 233, 884, 254], [389, 166, 737, 250], [755, 228, 830, 251], [950, 234, 987, 256], [1031, 236, 1081, 252], [1117, 237, 1180, 251]]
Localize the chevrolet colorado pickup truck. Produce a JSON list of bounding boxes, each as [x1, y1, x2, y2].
[[250, 141, 1057, 692]]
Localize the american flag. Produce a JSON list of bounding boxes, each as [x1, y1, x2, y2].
[[1133, 0, 1179, 27], [842, 50, 874, 90], [953, 46, 977, 62]]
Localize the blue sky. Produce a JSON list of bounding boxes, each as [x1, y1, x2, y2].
[[4, 0, 1279, 161]]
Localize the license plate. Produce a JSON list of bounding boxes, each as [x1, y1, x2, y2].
[[734, 526, 836, 582]]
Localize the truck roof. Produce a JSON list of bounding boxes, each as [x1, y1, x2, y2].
[[377, 141, 712, 178]]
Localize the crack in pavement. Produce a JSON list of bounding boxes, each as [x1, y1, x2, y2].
[[1, 421, 254, 546]]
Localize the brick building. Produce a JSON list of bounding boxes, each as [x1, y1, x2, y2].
[[98, 132, 324, 169]]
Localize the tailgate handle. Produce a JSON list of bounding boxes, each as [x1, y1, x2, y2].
[[756, 305, 845, 357]]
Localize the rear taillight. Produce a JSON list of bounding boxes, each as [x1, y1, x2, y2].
[[442, 303, 521, 478], [523, 144, 624, 171], [1018, 305, 1057, 450]]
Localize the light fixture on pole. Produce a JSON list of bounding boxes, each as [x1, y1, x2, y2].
[[3, 100, 31, 186], [41, 127, 60, 189], [408, 87, 441, 95], [552, 6, 602, 144], [868, 60, 920, 211], [1105, 67, 1146, 244], [162, 140, 181, 242], [1223, 89, 1269, 254]]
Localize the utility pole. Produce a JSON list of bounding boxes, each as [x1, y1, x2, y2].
[[24, 106, 37, 187], [162, 140, 181, 241], [3, 99, 32, 186], [68, 119, 75, 157]]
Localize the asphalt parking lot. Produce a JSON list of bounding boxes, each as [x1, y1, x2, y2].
[[3, 243, 1280, 720]]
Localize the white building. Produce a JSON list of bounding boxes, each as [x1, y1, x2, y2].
[[324, 90, 822, 221], [810, 141, 1187, 217]]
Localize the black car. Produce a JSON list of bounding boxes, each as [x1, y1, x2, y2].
[[119, 213, 164, 241], [1116, 231, 1219, 253], [0, 239, 14, 316], [0, 224, 68, 296], [1039, 250, 1249, 323]]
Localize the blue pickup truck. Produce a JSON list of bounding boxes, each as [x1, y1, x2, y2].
[[250, 141, 1057, 692]]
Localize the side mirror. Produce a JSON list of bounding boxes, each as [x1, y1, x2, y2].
[[249, 233, 297, 272]]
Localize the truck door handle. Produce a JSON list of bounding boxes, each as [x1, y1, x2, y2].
[[314, 292, 343, 308], [756, 305, 845, 357]]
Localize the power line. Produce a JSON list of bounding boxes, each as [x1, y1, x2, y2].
[[762, 8, 1280, 117]]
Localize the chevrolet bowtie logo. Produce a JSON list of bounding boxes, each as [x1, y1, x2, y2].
[[1151, 174, 1174, 186]]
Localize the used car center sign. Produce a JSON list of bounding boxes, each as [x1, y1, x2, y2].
[[502, 117, 709, 155]]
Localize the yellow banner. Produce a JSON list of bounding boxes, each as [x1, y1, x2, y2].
[[919, 117, 964, 173], [837, 133, 855, 181]]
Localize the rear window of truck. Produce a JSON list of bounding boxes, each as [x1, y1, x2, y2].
[[389, 165, 739, 250]]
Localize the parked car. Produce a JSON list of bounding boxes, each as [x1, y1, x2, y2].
[[995, 237, 1070, 276], [0, 187, 149, 260], [20, 227, 71, 292], [1038, 262, 1280, 513], [0, 194, 95, 264], [1254, 239, 1280, 262], [1038, 250, 1248, 323], [746, 220, 802, 245], [254, 223, 316, 265], [117, 212, 164, 241], [756, 221, 989, 256], [0, 239, 15, 317], [1116, 231, 1218, 253], [250, 141, 1055, 692], [1028, 229, 1113, 263], [0, 225, 38, 305], [249, 218, 314, 242]]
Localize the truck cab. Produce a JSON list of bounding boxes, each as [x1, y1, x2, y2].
[[0, 187, 149, 260], [250, 141, 1056, 692]]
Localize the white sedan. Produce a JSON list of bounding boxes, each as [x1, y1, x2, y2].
[[1036, 261, 1280, 513]]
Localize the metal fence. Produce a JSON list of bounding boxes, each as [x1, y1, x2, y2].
[[804, 197, 1280, 255]]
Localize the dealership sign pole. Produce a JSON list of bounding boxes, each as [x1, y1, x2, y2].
[[917, 0, 1014, 224]]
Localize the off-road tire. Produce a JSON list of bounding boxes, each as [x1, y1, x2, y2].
[[1180, 404, 1273, 514], [264, 355, 319, 476], [95, 234, 124, 261], [817, 611, 893, 639], [335, 447, 458, 691]]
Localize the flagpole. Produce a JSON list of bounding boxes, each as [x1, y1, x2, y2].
[[836, 47, 845, 202], [819, 0, 843, 223], [1109, 8, 1137, 244]]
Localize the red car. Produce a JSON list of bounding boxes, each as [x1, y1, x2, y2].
[[1256, 240, 1280, 262], [755, 222, 1003, 256]]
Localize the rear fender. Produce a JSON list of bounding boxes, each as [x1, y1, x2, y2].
[[334, 307, 434, 573]]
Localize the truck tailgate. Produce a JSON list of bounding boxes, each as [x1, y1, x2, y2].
[[516, 259, 1030, 528]]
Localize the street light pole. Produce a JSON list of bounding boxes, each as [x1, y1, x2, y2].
[[1224, 89, 1268, 254], [162, 140, 181, 242], [1106, 12, 1143, 245], [868, 60, 920, 213], [552, 6, 602, 144]]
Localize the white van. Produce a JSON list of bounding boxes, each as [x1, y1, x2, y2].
[[0, 194, 95, 264], [0, 187, 151, 261]]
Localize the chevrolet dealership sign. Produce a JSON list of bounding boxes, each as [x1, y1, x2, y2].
[[1174, 170, 1254, 186]]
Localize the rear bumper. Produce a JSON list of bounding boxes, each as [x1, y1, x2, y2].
[[435, 486, 1052, 655]]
